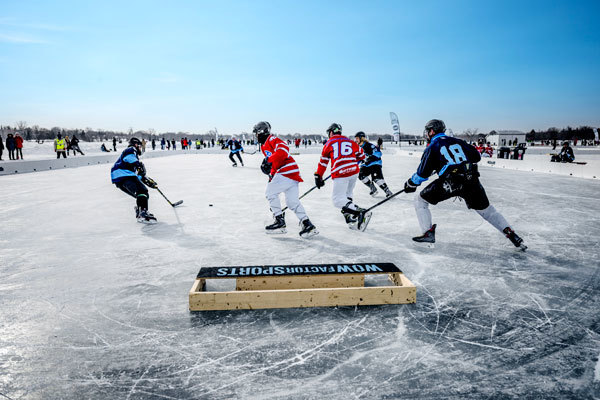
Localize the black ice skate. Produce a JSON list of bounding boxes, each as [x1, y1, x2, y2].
[[136, 207, 157, 224], [342, 210, 358, 230], [299, 218, 318, 238], [384, 188, 394, 198], [232, 163, 238, 167], [357, 209, 372, 232], [503, 227, 527, 250], [412, 224, 436, 244], [266, 213, 286, 234], [369, 182, 378, 197]]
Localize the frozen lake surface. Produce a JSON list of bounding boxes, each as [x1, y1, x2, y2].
[[1, 151, 599, 399]]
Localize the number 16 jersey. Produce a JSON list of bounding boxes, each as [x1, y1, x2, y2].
[[316, 134, 365, 179]]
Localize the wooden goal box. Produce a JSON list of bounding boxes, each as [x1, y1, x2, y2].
[[189, 263, 416, 311]]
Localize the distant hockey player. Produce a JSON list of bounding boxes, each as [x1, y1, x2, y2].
[[111, 137, 158, 224], [225, 137, 244, 167], [403, 119, 526, 249], [314, 123, 371, 231], [253, 121, 318, 238], [354, 131, 393, 198]]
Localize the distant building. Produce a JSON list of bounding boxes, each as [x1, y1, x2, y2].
[[486, 130, 526, 146]]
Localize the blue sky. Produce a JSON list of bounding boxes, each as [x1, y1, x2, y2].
[[0, 0, 598, 136]]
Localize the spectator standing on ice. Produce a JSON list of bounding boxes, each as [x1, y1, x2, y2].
[[14, 133, 24, 160], [253, 121, 318, 238], [403, 119, 526, 249], [171, 139, 176, 150], [151, 139, 156, 150], [6, 134, 16, 160], [70, 134, 85, 155], [54, 134, 67, 159], [314, 123, 372, 231], [160, 137, 166, 150], [141, 138, 147, 153], [113, 137, 117, 152], [377, 137, 383, 149], [0, 134, 4, 160]]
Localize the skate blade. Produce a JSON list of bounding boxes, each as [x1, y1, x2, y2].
[[300, 229, 319, 239], [266, 228, 287, 234], [137, 218, 157, 225], [517, 244, 528, 251], [357, 211, 372, 232], [412, 241, 435, 248], [370, 192, 378, 197]]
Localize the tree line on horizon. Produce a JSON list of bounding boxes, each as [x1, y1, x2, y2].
[[0, 122, 597, 143]]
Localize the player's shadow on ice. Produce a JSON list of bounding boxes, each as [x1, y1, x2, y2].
[[141, 223, 217, 249]]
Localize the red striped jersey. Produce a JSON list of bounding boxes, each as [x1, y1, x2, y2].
[[316, 135, 365, 179], [261, 135, 303, 182]]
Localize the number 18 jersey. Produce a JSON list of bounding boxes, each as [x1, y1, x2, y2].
[[411, 133, 481, 185], [316, 134, 365, 179]]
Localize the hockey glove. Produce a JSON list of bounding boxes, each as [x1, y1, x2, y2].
[[260, 158, 272, 175], [314, 174, 325, 189], [137, 162, 146, 177], [404, 178, 418, 193], [142, 176, 158, 189]]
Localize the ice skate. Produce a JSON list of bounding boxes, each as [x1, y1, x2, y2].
[[413, 224, 436, 244], [357, 209, 372, 232], [265, 213, 286, 234], [232, 163, 238, 167], [384, 188, 394, 198], [503, 227, 527, 251], [368, 182, 378, 197], [343, 211, 359, 230], [136, 207, 157, 224], [299, 218, 318, 238]]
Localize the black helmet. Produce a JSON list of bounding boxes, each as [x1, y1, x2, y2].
[[129, 137, 142, 154], [424, 119, 446, 136], [327, 123, 342, 137], [354, 131, 366, 139], [253, 121, 271, 144]]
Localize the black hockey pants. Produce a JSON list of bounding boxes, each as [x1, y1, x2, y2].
[[116, 177, 149, 209]]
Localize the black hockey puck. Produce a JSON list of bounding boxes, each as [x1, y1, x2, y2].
[[209, 204, 213, 207]]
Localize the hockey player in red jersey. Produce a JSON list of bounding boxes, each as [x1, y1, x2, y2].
[[314, 123, 372, 231], [253, 121, 318, 238]]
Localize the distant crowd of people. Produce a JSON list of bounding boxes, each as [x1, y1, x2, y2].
[[0, 133, 24, 160]]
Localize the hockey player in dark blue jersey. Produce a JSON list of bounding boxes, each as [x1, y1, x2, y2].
[[225, 137, 244, 167], [354, 132, 393, 198], [111, 137, 158, 223], [403, 119, 526, 249]]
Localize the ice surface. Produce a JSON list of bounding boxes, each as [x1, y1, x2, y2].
[[1, 151, 599, 399]]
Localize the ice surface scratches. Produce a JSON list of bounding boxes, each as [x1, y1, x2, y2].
[[1, 154, 600, 399]]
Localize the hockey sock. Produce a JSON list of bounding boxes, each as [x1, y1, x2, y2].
[[375, 179, 389, 191], [137, 193, 149, 209], [414, 194, 433, 233], [475, 205, 510, 233], [360, 177, 372, 186]]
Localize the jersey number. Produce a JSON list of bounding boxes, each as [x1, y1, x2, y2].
[[440, 144, 467, 164], [332, 141, 353, 159]]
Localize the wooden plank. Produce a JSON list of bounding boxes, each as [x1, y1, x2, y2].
[[189, 284, 416, 311], [236, 274, 365, 290]]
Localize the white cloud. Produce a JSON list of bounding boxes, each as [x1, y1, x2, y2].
[[0, 33, 48, 44]]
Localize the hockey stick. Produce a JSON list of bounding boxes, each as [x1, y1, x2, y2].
[[281, 175, 331, 212], [245, 149, 260, 155], [156, 187, 183, 207], [364, 188, 405, 213]]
